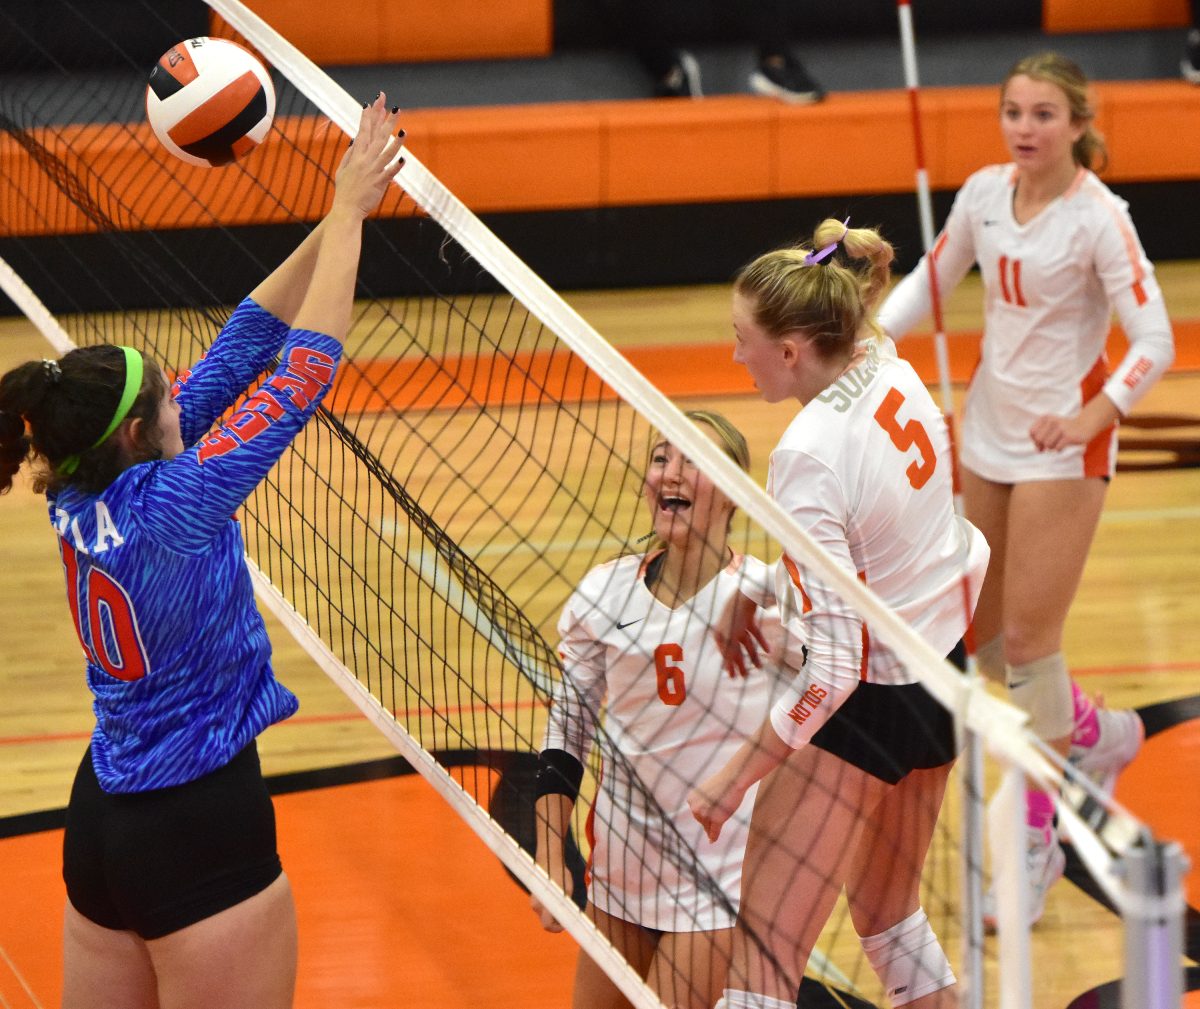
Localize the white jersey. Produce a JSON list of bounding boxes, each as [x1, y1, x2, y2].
[[543, 551, 783, 931], [878, 164, 1174, 482], [764, 340, 989, 747]]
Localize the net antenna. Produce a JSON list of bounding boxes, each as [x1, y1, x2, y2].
[[893, 4, 988, 1004]]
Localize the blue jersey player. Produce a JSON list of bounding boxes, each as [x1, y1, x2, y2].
[[0, 96, 404, 1009]]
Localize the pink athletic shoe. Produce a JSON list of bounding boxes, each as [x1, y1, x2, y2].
[[1069, 702, 1144, 794]]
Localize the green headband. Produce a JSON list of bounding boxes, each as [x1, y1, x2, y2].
[[58, 346, 145, 477]]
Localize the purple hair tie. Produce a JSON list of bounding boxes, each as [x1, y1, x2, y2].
[[803, 217, 851, 266]]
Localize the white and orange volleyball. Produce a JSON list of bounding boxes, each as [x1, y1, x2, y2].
[[146, 37, 275, 168]]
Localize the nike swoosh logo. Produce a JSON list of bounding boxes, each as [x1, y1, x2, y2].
[[616, 618, 643, 630], [983, 219, 1000, 226]]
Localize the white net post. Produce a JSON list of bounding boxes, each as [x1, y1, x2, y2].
[[990, 762, 1035, 1009], [1119, 839, 1187, 1008]]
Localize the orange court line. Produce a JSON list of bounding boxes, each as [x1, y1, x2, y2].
[[331, 318, 1200, 411]]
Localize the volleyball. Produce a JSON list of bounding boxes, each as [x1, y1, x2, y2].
[[145, 37, 275, 168]]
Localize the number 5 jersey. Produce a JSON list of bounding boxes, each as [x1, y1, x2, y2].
[[763, 337, 989, 747]]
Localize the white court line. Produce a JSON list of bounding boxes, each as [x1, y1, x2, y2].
[[0, 944, 43, 1009], [1100, 505, 1200, 524]]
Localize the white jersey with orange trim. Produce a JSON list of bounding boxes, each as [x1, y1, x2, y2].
[[542, 551, 784, 931], [764, 339, 989, 748], [877, 164, 1174, 483]]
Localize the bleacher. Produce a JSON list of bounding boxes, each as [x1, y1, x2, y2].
[[1, 0, 1197, 309]]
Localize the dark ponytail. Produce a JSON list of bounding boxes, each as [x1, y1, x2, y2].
[[0, 345, 165, 496], [0, 403, 30, 494]]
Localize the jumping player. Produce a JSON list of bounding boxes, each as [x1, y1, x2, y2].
[[688, 219, 989, 1009], [531, 410, 792, 1009], [0, 96, 403, 1009], [877, 52, 1174, 923]]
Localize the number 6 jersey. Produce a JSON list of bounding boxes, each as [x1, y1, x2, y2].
[[543, 550, 788, 932]]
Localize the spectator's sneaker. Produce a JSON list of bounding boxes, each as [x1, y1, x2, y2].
[[1183, 29, 1200, 84], [656, 50, 702, 98], [1069, 705, 1144, 795], [749, 53, 824, 104], [983, 825, 1066, 931]]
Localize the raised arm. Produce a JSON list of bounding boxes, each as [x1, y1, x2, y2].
[[143, 96, 404, 550], [173, 96, 405, 440], [292, 95, 403, 341]]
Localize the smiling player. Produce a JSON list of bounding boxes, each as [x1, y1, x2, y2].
[[530, 410, 789, 1009]]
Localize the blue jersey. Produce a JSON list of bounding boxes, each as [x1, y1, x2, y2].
[[47, 299, 342, 793]]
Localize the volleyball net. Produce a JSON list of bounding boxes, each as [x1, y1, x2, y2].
[[0, 2, 1185, 1007]]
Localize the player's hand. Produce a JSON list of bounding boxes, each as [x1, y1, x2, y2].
[[530, 849, 570, 932], [687, 770, 745, 843], [331, 92, 405, 219], [1029, 412, 1092, 452], [1030, 393, 1119, 453], [530, 891, 565, 932], [714, 591, 770, 678]]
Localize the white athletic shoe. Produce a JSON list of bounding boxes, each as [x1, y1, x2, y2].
[[1069, 706, 1144, 794], [983, 825, 1067, 930]]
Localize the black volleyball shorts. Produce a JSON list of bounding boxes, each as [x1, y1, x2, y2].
[[62, 741, 282, 939]]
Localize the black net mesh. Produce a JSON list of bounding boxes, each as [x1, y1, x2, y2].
[[0, 4, 973, 1006]]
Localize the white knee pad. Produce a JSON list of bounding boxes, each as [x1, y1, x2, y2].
[[859, 908, 956, 1007], [974, 634, 1005, 684], [1007, 652, 1074, 739]]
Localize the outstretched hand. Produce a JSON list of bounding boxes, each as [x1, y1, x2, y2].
[[331, 92, 405, 220]]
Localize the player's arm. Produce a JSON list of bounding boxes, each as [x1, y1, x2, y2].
[[876, 176, 980, 341], [690, 452, 864, 839], [530, 600, 605, 931], [172, 300, 292, 446], [142, 98, 404, 548], [173, 218, 337, 439], [1095, 215, 1175, 412], [687, 716, 792, 842], [291, 95, 403, 341], [716, 556, 777, 677], [1031, 209, 1174, 451], [173, 97, 403, 442], [142, 326, 343, 550]]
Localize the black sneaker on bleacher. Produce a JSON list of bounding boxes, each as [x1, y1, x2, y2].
[[749, 53, 824, 104], [655, 50, 703, 98], [1183, 29, 1200, 84]]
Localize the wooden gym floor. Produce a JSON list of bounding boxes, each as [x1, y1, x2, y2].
[[1, 266, 1198, 1008]]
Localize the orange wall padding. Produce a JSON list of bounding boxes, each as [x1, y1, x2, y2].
[[1044, 0, 1190, 32], [4, 82, 1199, 238], [208, 1, 553, 64]]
